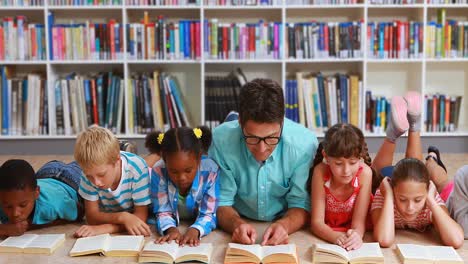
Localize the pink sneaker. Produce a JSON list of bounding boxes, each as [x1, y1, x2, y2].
[[390, 96, 409, 133], [404, 91, 422, 120]]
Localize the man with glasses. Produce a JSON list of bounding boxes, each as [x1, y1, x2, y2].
[[209, 78, 318, 245]]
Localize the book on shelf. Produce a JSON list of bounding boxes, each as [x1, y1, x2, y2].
[[286, 0, 359, 4], [127, 0, 199, 5], [428, 0, 468, 4], [424, 93, 463, 133], [286, 72, 364, 132], [49, 0, 122, 5], [205, 67, 246, 129], [138, 241, 213, 263], [224, 243, 298, 264], [364, 91, 390, 134], [0, 0, 44, 6], [312, 243, 384, 264], [369, 0, 417, 4], [1, 66, 47, 136], [204, 19, 283, 60], [128, 71, 190, 133], [286, 21, 364, 60], [396, 244, 463, 264], [426, 12, 468, 59], [367, 21, 424, 59], [0, 234, 65, 255], [48, 12, 123, 61], [204, 0, 281, 5], [69, 233, 144, 257], [49, 72, 124, 136], [127, 13, 201, 61], [0, 16, 46, 61]]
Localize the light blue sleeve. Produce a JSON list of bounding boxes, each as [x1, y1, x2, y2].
[[208, 141, 237, 207]]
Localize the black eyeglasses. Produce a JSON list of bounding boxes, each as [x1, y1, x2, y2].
[[242, 123, 283, 146]]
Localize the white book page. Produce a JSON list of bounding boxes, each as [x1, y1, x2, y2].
[[142, 241, 179, 260], [397, 244, 431, 260], [348, 243, 383, 260], [228, 243, 262, 258], [262, 244, 296, 259], [69, 234, 109, 254], [315, 244, 349, 260], [428, 246, 463, 262], [175, 243, 213, 259], [107, 235, 144, 252], [26, 234, 65, 249], [0, 234, 38, 249]]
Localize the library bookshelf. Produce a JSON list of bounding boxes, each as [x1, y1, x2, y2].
[[0, 1, 466, 144]]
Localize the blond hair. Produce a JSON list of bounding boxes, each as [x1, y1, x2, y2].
[[74, 126, 120, 170]]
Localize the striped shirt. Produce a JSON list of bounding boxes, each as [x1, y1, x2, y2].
[[151, 155, 219, 237], [79, 151, 151, 212], [371, 189, 445, 232]]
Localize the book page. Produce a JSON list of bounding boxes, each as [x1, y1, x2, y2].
[[69, 234, 109, 255], [262, 244, 296, 259], [175, 243, 213, 259], [107, 235, 144, 252], [348, 243, 383, 260], [142, 241, 179, 260], [228, 243, 262, 258], [0, 234, 38, 249], [427, 246, 463, 262], [397, 244, 431, 260], [26, 234, 65, 249], [314, 244, 349, 260]]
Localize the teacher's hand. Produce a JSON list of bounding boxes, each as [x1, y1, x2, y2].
[[261, 222, 289, 246], [232, 223, 257, 245]]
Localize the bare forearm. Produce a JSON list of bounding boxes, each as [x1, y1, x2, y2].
[[311, 222, 343, 244], [373, 198, 395, 247], [92, 224, 124, 235], [85, 211, 128, 225], [217, 206, 246, 234], [276, 208, 308, 234], [429, 202, 464, 248]]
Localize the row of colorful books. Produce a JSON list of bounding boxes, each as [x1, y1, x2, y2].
[[367, 21, 423, 60], [49, 0, 121, 5], [204, 0, 280, 4], [127, 0, 198, 4], [425, 94, 463, 133], [286, 22, 364, 60], [128, 71, 190, 134], [288, 0, 359, 4], [428, 0, 468, 3], [204, 68, 246, 129], [426, 20, 468, 59], [48, 14, 123, 61], [0, 0, 43, 5], [286, 72, 365, 131], [365, 91, 390, 134], [0, 16, 46, 61], [127, 15, 201, 60], [204, 19, 283, 60], [369, 0, 417, 3]]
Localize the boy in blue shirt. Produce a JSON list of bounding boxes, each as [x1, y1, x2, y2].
[[74, 126, 151, 238], [0, 159, 83, 236]]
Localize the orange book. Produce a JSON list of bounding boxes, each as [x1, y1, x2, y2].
[[108, 19, 116, 60], [0, 26, 3, 60], [445, 96, 450, 132]]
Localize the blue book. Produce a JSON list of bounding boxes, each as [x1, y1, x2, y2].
[[379, 23, 385, 58], [1, 67, 9, 135], [440, 94, 445, 132], [312, 92, 321, 128], [170, 23, 175, 58], [84, 79, 92, 126], [375, 96, 381, 130], [293, 80, 299, 123], [340, 74, 348, 123], [184, 21, 190, 59], [36, 25, 44, 60], [203, 19, 208, 56], [47, 12, 54, 60], [105, 73, 114, 128], [317, 73, 328, 128], [180, 20, 185, 57], [169, 77, 190, 126], [114, 24, 120, 59], [380, 97, 386, 130]]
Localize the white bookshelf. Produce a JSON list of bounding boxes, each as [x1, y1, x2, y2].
[[0, 1, 467, 140]]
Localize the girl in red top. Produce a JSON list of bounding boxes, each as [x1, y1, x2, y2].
[[309, 123, 376, 251]]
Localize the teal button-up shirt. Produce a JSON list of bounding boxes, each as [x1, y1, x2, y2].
[[208, 118, 318, 221]]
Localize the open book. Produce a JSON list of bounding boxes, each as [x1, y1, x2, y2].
[[312, 243, 384, 264], [138, 241, 213, 263], [396, 244, 463, 264], [0, 234, 65, 255], [224, 243, 298, 264], [69, 233, 144, 257]]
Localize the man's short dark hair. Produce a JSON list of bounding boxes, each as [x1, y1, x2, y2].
[[239, 78, 284, 126], [0, 159, 37, 191]]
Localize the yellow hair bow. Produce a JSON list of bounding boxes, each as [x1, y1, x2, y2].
[[193, 128, 202, 139], [157, 133, 164, 145]]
